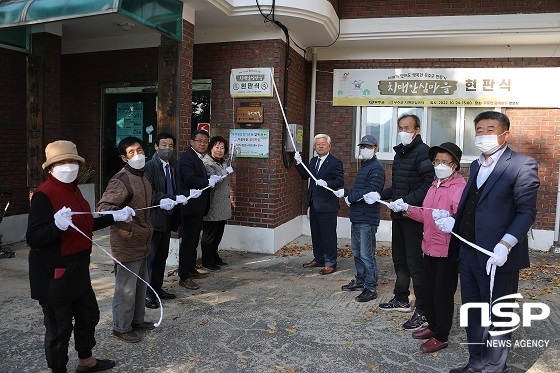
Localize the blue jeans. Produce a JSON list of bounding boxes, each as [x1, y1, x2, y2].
[[351, 223, 378, 292]]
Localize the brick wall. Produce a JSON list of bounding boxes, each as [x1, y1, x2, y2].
[[0, 48, 27, 215], [314, 57, 560, 230], [61, 48, 159, 194], [193, 40, 307, 228], [339, 1, 560, 18]]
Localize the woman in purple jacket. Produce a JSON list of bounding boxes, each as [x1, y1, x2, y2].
[[401, 142, 466, 353]]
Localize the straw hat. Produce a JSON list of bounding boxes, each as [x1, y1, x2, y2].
[[42, 140, 85, 169]]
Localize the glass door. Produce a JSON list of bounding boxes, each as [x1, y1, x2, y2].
[[102, 87, 157, 190]]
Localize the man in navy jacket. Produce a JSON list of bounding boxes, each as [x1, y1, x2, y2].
[[335, 135, 385, 302], [437, 111, 540, 373], [295, 134, 344, 275]]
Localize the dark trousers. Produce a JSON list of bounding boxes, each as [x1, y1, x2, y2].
[[179, 215, 203, 280], [423, 254, 458, 342], [40, 287, 100, 372], [309, 205, 338, 268], [459, 245, 519, 372], [391, 218, 424, 312], [201, 220, 226, 266], [147, 229, 172, 296]]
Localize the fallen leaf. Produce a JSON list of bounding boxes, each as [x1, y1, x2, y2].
[[266, 296, 275, 300], [188, 357, 201, 361], [369, 364, 378, 369], [285, 328, 297, 333], [265, 329, 276, 334], [345, 342, 354, 348]]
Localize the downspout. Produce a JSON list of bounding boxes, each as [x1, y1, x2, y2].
[[308, 48, 317, 161], [554, 158, 560, 244]]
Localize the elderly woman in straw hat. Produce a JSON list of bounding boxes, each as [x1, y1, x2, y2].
[[27, 140, 134, 373]]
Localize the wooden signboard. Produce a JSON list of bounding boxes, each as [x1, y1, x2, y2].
[[236, 106, 264, 124]]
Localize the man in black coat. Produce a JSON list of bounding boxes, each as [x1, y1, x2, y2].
[[144, 133, 194, 308], [365, 114, 434, 331], [295, 134, 344, 275], [177, 130, 220, 290]]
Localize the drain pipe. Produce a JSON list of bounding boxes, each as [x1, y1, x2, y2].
[[308, 48, 317, 161], [554, 158, 560, 245]]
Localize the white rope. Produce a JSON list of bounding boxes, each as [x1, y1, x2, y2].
[[271, 78, 335, 193], [68, 222, 163, 327]]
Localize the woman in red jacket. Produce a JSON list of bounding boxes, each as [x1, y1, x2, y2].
[[27, 140, 133, 373]]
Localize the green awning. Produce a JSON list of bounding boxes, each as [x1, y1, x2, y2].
[[0, 0, 182, 50]]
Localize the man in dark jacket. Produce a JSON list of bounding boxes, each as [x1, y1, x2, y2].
[[294, 134, 344, 275], [365, 114, 434, 330], [177, 130, 220, 290], [335, 135, 385, 302], [144, 133, 197, 309]]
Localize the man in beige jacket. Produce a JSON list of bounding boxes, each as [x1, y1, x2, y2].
[[97, 136, 155, 343]]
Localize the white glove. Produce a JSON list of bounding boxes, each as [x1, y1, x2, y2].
[[435, 216, 455, 233], [344, 196, 351, 207], [159, 198, 175, 210], [54, 207, 73, 231], [363, 191, 380, 205], [486, 243, 509, 275], [389, 198, 408, 212], [175, 195, 188, 205], [334, 189, 345, 198], [208, 174, 221, 188], [111, 206, 135, 223], [189, 189, 202, 199], [432, 209, 450, 221], [316, 179, 327, 188], [294, 152, 302, 165], [226, 166, 234, 174]]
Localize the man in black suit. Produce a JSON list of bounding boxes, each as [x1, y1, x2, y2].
[[178, 130, 220, 290], [143, 133, 183, 309], [436, 111, 540, 373], [295, 134, 344, 275]]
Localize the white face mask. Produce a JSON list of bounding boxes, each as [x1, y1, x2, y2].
[[127, 154, 145, 170], [51, 164, 79, 184], [398, 131, 414, 146], [434, 164, 454, 180], [474, 133, 506, 155], [359, 147, 375, 160]]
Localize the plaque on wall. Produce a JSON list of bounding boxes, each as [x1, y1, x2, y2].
[[236, 106, 264, 124]]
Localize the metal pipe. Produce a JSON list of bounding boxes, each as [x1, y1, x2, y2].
[[308, 48, 317, 161], [554, 158, 560, 242]]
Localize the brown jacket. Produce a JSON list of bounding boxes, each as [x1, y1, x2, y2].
[[96, 165, 153, 262]]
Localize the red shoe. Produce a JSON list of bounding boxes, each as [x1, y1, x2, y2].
[[420, 337, 448, 353], [412, 327, 434, 339]]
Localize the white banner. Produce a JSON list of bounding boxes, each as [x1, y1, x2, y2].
[[333, 68, 560, 108]]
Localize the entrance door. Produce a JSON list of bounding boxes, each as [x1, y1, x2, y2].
[[102, 87, 157, 190]]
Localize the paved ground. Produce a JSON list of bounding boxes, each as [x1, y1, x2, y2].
[[0, 230, 558, 373]]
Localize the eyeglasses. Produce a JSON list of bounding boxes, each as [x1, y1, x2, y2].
[[432, 160, 455, 167], [193, 139, 209, 144]]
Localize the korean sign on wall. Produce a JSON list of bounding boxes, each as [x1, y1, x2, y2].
[[333, 68, 560, 108], [116, 102, 143, 146], [229, 129, 270, 158], [230, 68, 274, 98]]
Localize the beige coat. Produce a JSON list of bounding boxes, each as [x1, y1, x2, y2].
[[96, 166, 153, 262], [202, 155, 232, 221]]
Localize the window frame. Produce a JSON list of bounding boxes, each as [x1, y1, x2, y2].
[[355, 106, 501, 164]]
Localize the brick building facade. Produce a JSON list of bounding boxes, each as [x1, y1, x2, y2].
[[0, 0, 558, 251]]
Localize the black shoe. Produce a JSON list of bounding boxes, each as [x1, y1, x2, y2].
[[203, 264, 221, 271], [216, 260, 228, 266], [75, 358, 116, 372], [355, 288, 378, 302], [145, 297, 160, 309], [402, 309, 428, 331], [341, 279, 365, 291], [449, 365, 482, 373], [157, 289, 176, 299]]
